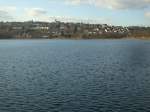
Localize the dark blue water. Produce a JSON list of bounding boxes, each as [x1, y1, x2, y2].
[[0, 39, 150, 112]]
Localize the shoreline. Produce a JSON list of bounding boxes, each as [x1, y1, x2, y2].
[[0, 37, 149, 40]]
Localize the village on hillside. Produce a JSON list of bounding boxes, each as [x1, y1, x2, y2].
[[0, 20, 150, 39]]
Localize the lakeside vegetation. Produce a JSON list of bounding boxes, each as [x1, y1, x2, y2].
[[0, 21, 150, 39]]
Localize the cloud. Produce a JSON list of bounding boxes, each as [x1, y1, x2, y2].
[[65, 0, 150, 10], [145, 11, 150, 18], [65, 0, 83, 5], [25, 8, 47, 16], [0, 6, 16, 21], [24, 8, 49, 21], [0, 6, 16, 12], [49, 16, 112, 24], [0, 11, 14, 21]]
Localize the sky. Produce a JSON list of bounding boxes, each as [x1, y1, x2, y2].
[[0, 0, 150, 26]]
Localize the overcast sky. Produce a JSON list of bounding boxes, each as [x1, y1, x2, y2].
[[0, 0, 150, 26]]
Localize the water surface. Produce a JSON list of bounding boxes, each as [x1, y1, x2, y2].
[[0, 39, 150, 112]]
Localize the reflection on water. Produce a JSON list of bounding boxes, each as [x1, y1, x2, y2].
[[0, 39, 150, 112]]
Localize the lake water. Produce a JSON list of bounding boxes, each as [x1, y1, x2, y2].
[[0, 39, 150, 112]]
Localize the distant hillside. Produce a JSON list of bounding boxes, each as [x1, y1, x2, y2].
[[0, 21, 149, 39]]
